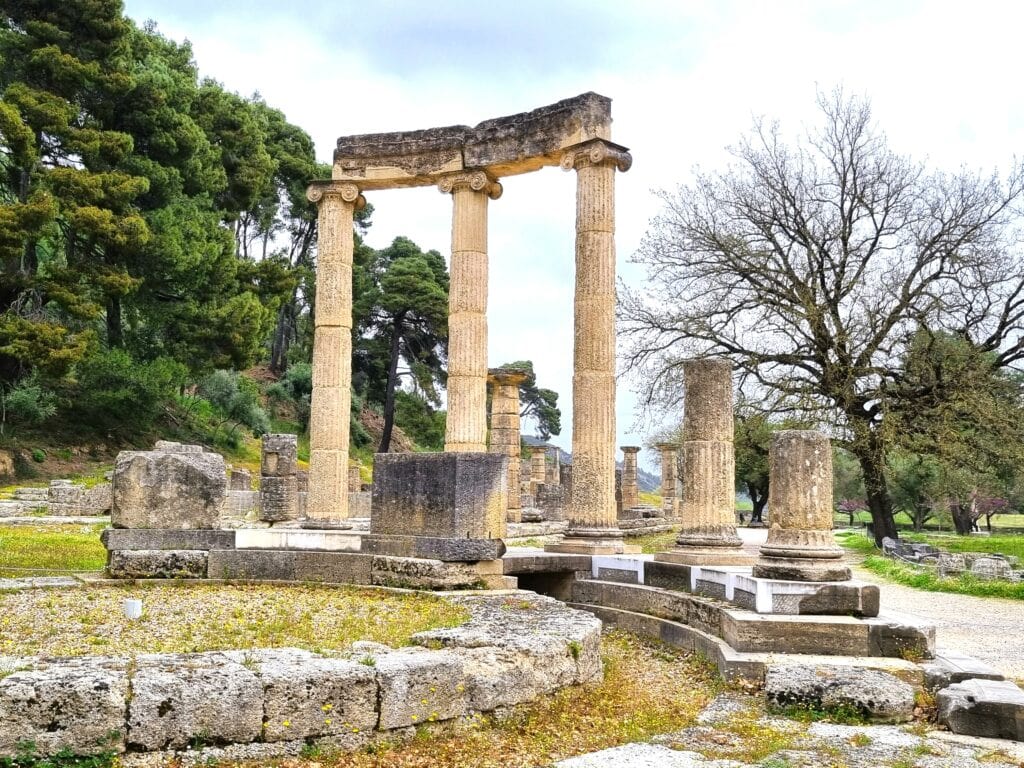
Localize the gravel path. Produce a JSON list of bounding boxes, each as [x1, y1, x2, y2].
[[849, 561, 1024, 680]]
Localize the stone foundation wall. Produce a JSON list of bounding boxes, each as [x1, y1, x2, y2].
[[0, 593, 600, 759]]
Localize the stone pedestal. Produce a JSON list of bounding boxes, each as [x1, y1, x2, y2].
[[440, 172, 501, 453], [348, 464, 362, 492], [488, 368, 527, 523], [361, 453, 507, 561], [306, 182, 364, 525], [547, 140, 631, 556], [658, 359, 751, 566], [112, 444, 226, 529], [260, 434, 298, 524], [655, 443, 678, 517], [620, 446, 640, 512], [754, 430, 850, 582]]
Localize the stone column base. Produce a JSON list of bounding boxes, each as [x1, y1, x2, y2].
[[546, 527, 626, 555], [655, 547, 755, 566], [753, 557, 852, 582]]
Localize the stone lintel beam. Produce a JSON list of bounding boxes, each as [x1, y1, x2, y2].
[[332, 92, 617, 189]]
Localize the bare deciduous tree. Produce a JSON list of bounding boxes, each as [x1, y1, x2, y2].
[[621, 89, 1024, 545]]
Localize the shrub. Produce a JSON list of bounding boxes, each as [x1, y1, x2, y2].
[[68, 350, 186, 434], [0, 376, 58, 435], [197, 370, 270, 436]]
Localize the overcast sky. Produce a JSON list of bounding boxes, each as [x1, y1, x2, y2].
[[122, 0, 1024, 470]]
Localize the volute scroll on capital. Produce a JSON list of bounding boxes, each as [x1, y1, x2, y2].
[[306, 181, 366, 209], [437, 170, 503, 200], [559, 139, 632, 173]]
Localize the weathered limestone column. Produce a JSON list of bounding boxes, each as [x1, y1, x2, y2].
[[348, 464, 362, 492], [305, 182, 364, 527], [531, 445, 547, 492], [488, 368, 527, 523], [658, 359, 752, 565], [259, 434, 298, 523], [439, 171, 502, 453], [754, 431, 851, 581], [621, 446, 641, 511], [656, 443, 678, 516], [547, 139, 631, 555]]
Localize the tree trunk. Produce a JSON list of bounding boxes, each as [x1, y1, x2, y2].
[[950, 501, 974, 535], [851, 436, 898, 546], [378, 316, 403, 453], [747, 482, 767, 523], [106, 296, 123, 347]]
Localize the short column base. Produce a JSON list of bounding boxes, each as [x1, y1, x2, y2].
[[546, 527, 626, 555], [655, 547, 755, 566], [753, 556, 852, 582]]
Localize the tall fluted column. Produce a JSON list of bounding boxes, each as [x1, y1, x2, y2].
[[621, 446, 640, 511], [547, 139, 631, 555], [754, 431, 851, 581], [658, 359, 752, 564], [656, 443, 678, 517], [488, 368, 527, 523], [439, 171, 502, 453], [305, 182, 364, 527]]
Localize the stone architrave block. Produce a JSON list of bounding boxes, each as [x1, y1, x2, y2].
[[374, 649, 467, 730], [107, 550, 208, 579], [764, 665, 915, 723], [254, 650, 378, 742], [112, 448, 226, 529], [127, 653, 262, 750], [937, 678, 1024, 740], [101, 528, 236, 552], [371, 452, 507, 540], [0, 658, 129, 757]]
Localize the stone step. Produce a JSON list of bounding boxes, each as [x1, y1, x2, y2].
[[12, 488, 48, 501], [570, 579, 934, 659], [923, 651, 1006, 691], [938, 679, 1024, 741]]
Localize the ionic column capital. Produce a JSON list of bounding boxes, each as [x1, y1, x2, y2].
[[437, 170, 503, 199], [560, 139, 632, 173], [306, 181, 366, 210]]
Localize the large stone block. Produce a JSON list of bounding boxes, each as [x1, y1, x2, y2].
[[374, 649, 466, 730], [107, 549, 208, 579], [112, 448, 226, 529], [0, 657, 129, 757], [127, 652, 262, 750], [371, 452, 507, 540], [251, 649, 378, 742], [207, 549, 374, 584], [765, 665, 915, 723], [360, 533, 504, 562], [261, 434, 298, 477], [102, 528, 236, 552], [938, 678, 1024, 740]]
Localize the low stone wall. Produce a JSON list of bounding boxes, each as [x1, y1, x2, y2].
[[0, 593, 601, 759]]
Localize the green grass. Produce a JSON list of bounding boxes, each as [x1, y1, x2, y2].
[[860, 555, 1024, 601], [631, 529, 680, 554], [0, 524, 107, 577], [836, 531, 1024, 600], [0, 583, 469, 657]]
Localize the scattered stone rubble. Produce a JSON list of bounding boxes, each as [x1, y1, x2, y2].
[[883, 537, 1023, 582]]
